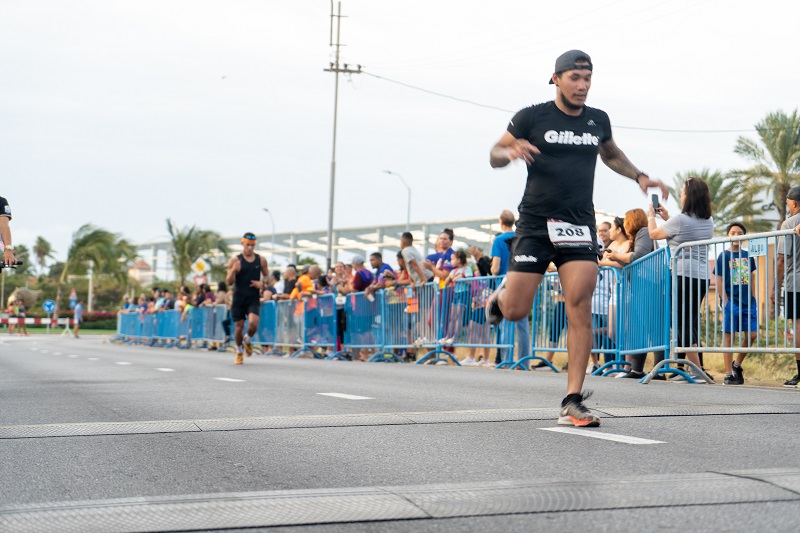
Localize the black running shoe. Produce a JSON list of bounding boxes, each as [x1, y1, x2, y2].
[[558, 391, 600, 427], [723, 374, 739, 385], [620, 371, 645, 379], [784, 374, 800, 388], [484, 279, 506, 326], [731, 363, 745, 385]]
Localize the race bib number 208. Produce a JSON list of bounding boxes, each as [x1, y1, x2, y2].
[[546, 219, 593, 249]]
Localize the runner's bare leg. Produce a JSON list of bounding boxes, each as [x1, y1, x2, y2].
[[557, 261, 598, 395], [497, 271, 543, 322]]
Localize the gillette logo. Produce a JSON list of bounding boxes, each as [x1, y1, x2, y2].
[[514, 255, 538, 263], [544, 130, 599, 146]]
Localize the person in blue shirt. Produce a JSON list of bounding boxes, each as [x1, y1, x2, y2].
[[714, 222, 758, 385], [491, 210, 532, 365], [424, 228, 455, 287], [73, 300, 84, 338]]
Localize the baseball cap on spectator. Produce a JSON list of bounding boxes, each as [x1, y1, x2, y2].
[[787, 187, 800, 201], [351, 255, 365, 266]]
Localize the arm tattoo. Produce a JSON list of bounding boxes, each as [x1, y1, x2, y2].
[[600, 140, 639, 180]]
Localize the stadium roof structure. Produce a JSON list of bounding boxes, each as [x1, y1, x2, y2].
[[135, 211, 616, 280]]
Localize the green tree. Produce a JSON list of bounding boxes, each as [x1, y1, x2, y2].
[[33, 236, 56, 276], [668, 169, 773, 234], [10, 244, 33, 277], [56, 225, 135, 312], [732, 109, 800, 228], [166, 219, 229, 283]]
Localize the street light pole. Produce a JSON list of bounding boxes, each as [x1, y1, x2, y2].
[[383, 170, 411, 232], [262, 208, 275, 264]]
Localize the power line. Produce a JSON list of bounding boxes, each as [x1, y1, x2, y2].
[[363, 71, 759, 134]]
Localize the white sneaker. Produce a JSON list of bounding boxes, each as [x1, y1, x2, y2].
[[461, 357, 477, 366]]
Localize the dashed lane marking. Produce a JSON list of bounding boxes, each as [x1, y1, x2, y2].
[[214, 378, 245, 383], [87, 358, 99, 361], [316, 393, 374, 400], [116, 362, 133, 366], [156, 368, 175, 372], [539, 427, 665, 445], [67, 354, 78, 358]]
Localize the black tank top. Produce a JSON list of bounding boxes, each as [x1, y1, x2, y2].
[[234, 253, 261, 299]]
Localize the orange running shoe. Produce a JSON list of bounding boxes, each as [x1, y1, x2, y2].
[[557, 391, 600, 427], [235, 353, 243, 365]]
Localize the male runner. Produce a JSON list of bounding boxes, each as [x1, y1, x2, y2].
[[486, 50, 668, 427], [226, 232, 270, 365], [0, 195, 16, 266]]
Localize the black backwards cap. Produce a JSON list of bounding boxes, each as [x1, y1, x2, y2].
[[549, 49, 592, 84]]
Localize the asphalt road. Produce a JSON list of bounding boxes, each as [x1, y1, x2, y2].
[[2, 334, 800, 532]]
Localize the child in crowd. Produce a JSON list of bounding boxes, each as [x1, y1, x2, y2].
[[714, 222, 758, 385], [438, 249, 473, 345]]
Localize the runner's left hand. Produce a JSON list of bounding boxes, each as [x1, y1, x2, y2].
[[638, 176, 669, 200]]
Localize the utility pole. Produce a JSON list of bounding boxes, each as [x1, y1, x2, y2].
[[324, 0, 362, 270]]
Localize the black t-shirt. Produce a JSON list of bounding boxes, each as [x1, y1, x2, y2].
[[0, 196, 9, 248], [283, 278, 297, 295], [0, 196, 10, 220], [507, 101, 612, 235]]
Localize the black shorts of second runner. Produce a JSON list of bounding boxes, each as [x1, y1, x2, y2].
[[784, 292, 800, 320], [509, 234, 599, 274], [231, 297, 261, 322]]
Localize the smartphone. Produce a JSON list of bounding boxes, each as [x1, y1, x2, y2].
[[651, 193, 659, 211]]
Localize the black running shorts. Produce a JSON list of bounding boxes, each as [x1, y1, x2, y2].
[[784, 292, 800, 320], [509, 234, 599, 274], [231, 297, 261, 322]]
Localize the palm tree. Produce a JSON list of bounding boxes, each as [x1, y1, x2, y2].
[[166, 219, 229, 283], [33, 236, 56, 276], [56, 225, 135, 313], [668, 169, 773, 234], [732, 109, 800, 228]]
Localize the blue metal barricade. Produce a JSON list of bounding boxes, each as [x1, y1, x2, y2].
[[447, 276, 515, 368], [380, 285, 415, 362], [590, 267, 623, 376], [139, 313, 156, 346], [297, 293, 337, 358], [518, 268, 622, 374], [339, 291, 385, 361], [273, 299, 305, 355], [524, 272, 566, 371], [153, 310, 180, 348], [617, 248, 671, 381], [253, 300, 280, 355], [188, 307, 205, 348]]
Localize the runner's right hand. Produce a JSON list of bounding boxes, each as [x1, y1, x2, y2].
[[506, 139, 540, 165]]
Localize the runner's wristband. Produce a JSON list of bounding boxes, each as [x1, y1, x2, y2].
[[634, 172, 648, 183]]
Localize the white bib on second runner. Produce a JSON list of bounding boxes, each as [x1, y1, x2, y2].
[[546, 219, 593, 249]]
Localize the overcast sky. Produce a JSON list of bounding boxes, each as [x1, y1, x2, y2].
[[2, 0, 798, 264]]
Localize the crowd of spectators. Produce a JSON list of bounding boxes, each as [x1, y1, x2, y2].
[[118, 176, 800, 386]]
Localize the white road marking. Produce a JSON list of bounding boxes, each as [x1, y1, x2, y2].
[[116, 362, 133, 366], [30, 348, 38, 352], [39, 350, 48, 353], [53, 352, 62, 355], [539, 427, 665, 445], [155, 368, 175, 372], [214, 377, 245, 383], [316, 393, 374, 400], [67, 354, 79, 358], [87, 358, 99, 361]]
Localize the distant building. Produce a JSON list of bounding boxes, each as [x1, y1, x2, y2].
[[128, 259, 155, 284]]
